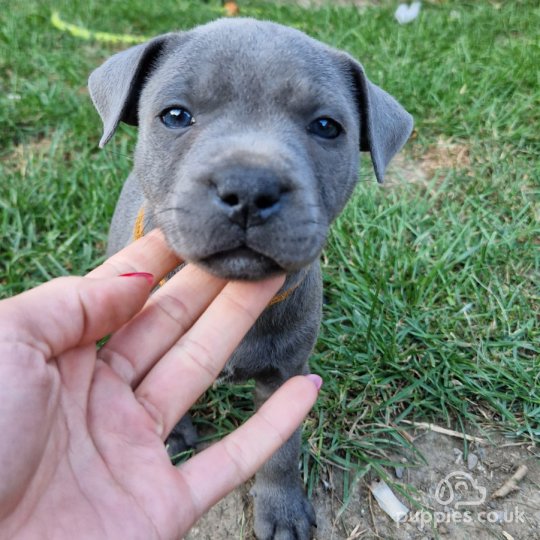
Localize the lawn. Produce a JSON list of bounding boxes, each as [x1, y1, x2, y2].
[[1, 0, 538, 510]]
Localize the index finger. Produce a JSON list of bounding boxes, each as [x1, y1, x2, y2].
[[88, 229, 180, 285]]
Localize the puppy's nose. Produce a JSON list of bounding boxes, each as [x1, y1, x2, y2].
[[212, 166, 288, 227]]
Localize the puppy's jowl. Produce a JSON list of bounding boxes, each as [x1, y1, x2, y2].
[[89, 18, 412, 540]]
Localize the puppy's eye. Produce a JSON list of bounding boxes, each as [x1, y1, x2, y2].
[[160, 107, 195, 129], [307, 117, 343, 139]]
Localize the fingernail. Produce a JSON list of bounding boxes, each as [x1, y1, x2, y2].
[[119, 272, 154, 285], [306, 374, 323, 390]]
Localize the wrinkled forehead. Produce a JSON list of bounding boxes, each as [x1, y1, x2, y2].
[[150, 20, 353, 114]]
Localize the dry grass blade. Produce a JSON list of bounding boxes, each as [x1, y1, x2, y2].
[[400, 420, 487, 444]]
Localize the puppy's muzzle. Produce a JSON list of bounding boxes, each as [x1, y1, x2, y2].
[[211, 165, 290, 228]]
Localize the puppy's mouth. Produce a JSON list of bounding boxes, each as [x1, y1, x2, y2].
[[199, 246, 283, 280]]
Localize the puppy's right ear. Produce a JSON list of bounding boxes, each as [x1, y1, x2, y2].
[[88, 34, 179, 148]]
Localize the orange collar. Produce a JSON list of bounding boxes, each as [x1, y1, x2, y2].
[[133, 207, 305, 306]]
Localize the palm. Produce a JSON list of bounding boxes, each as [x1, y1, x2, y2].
[[0, 231, 318, 540], [1, 340, 185, 539]]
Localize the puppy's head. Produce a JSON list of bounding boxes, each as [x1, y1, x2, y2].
[[89, 18, 412, 279]]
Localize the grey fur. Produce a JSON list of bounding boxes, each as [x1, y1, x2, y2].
[[89, 18, 412, 540]]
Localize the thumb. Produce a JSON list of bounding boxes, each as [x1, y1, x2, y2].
[[0, 273, 153, 359]]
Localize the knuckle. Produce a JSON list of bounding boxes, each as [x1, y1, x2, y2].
[[222, 436, 253, 482], [98, 347, 136, 383], [153, 293, 191, 331], [91, 259, 138, 278], [173, 337, 220, 381], [220, 290, 259, 325]]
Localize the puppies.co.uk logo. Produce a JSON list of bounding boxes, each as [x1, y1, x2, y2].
[[435, 471, 487, 508], [404, 471, 525, 527]]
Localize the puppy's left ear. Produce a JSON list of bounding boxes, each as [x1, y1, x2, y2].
[[340, 53, 414, 183]]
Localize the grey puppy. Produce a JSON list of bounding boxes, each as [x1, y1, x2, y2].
[[89, 18, 412, 540]]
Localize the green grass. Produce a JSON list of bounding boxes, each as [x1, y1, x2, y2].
[[1, 0, 539, 504]]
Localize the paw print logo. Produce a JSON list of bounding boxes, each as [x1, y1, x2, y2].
[[435, 471, 487, 508]]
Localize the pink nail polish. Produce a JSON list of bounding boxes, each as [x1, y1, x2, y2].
[[119, 272, 154, 285], [306, 374, 323, 390]]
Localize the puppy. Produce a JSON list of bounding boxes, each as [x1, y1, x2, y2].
[[89, 18, 412, 540]]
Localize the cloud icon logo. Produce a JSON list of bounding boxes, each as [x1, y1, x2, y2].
[[435, 471, 487, 508]]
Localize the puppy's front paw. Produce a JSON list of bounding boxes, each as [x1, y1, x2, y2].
[[165, 415, 198, 461], [252, 484, 316, 540]]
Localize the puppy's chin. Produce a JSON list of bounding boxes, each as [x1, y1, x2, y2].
[[197, 247, 284, 281]]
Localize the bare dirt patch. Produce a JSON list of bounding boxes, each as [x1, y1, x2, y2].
[[414, 138, 472, 178], [383, 138, 472, 188], [186, 431, 539, 540], [2, 136, 53, 176]]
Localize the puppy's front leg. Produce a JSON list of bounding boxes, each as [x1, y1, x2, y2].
[[166, 414, 198, 459], [251, 375, 316, 540]]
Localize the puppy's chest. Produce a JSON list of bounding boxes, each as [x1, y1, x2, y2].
[[216, 324, 279, 384], [215, 293, 320, 386]]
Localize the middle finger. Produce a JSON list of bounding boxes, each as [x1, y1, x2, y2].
[[134, 275, 285, 440], [99, 263, 227, 386]]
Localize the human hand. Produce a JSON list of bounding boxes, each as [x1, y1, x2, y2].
[[0, 230, 320, 540]]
